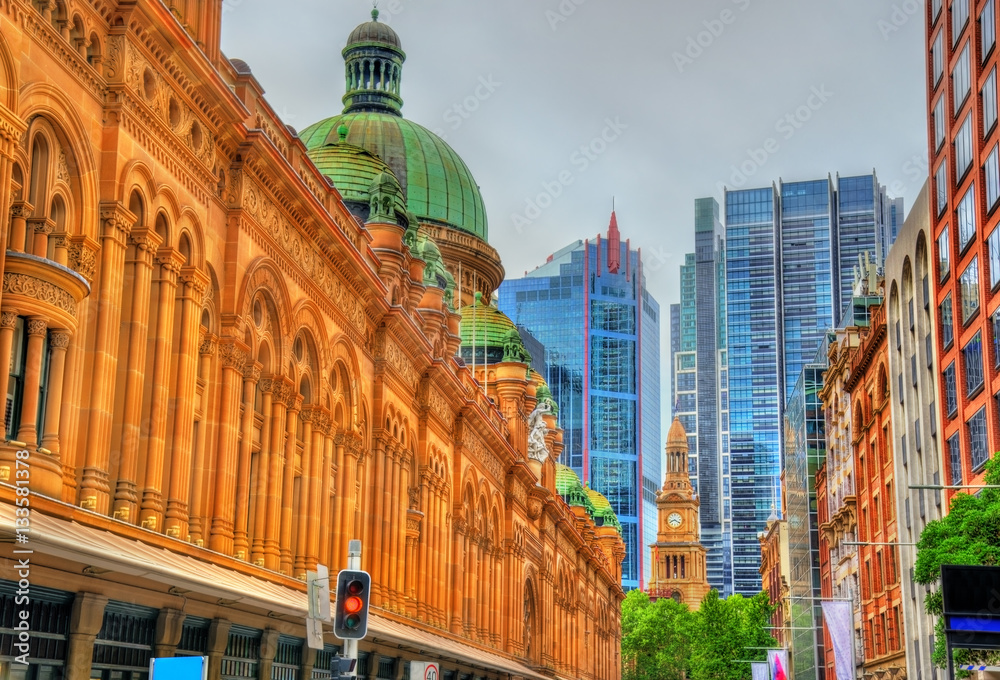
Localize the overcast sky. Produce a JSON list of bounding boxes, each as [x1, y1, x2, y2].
[[220, 0, 927, 426]]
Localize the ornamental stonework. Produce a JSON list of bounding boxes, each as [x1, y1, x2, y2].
[[463, 428, 503, 482], [3, 273, 77, 316], [427, 388, 455, 429], [242, 180, 366, 330]]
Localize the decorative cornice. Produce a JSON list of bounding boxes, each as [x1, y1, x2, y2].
[[3, 273, 77, 316]]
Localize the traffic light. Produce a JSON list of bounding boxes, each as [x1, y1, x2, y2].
[[331, 655, 356, 680], [333, 569, 371, 639]]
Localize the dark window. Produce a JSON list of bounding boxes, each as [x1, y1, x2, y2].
[[970, 407, 990, 471], [944, 362, 958, 417], [964, 332, 985, 396]]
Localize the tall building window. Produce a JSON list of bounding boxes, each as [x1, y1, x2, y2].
[[942, 293, 955, 348], [939, 225, 952, 280], [948, 431, 963, 484], [4, 317, 25, 438], [959, 185, 977, 250], [991, 227, 1000, 290], [956, 114, 974, 177], [954, 42, 972, 109], [590, 337, 636, 393], [590, 457, 638, 517], [961, 256, 981, 323], [987, 146, 1000, 210], [936, 163, 949, 216], [969, 407, 990, 471], [985, 0, 997, 60], [993, 311, 1000, 368], [944, 361, 958, 417], [933, 31, 944, 86], [934, 97, 947, 150], [964, 331, 985, 395], [954, 0, 971, 44], [590, 396, 636, 454], [984, 69, 998, 134], [591, 300, 636, 334]]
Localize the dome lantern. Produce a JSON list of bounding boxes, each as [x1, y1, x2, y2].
[[342, 8, 406, 116]]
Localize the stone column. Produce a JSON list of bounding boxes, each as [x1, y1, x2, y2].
[[39, 330, 70, 456], [138, 248, 183, 529], [209, 340, 247, 555], [0, 311, 18, 435], [317, 417, 334, 568], [279, 389, 303, 575], [232, 361, 261, 560], [333, 434, 347, 568], [188, 332, 217, 546], [451, 517, 466, 635], [417, 478, 430, 621], [28, 217, 54, 258], [112, 228, 160, 523], [250, 378, 274, 566], [263, 379, 289, 570], [80, 204, 133, 514], [258, 628, 281, 680], [8, 201, 32, 253], [305, 409, 326, 572], [153, 608, 186, 658], [164, 267, 210, 540], [16, 317, 48, 447], [294, 406, 315, 578], [206, 618, 232, 680], [65, 592, 108, 680]]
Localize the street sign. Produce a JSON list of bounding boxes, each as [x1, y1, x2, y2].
[[411, 661, 439, 680], [149, 656, 208, 680]]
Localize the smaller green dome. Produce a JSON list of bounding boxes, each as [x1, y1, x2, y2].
[[585, 486, 623, 535], [458, 299, 518, 366], [306, 141, 406, 218], [555, 464, 597, 517]]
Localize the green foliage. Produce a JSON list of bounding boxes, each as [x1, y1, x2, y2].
[[621, 589, 777, 680], [914, 454, 1000, 668]]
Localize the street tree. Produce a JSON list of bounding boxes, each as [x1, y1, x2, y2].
[[915, 453, 1000, 668]]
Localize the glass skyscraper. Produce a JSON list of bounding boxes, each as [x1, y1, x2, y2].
[[671, 198, 733, 596], [724, 172, 899, 595], [499, 213, 661, 591]]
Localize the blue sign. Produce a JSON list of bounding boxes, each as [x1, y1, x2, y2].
[[149, 656, 208, 680]]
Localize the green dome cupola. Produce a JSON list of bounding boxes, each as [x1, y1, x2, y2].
[[342, 8, 405, 116]]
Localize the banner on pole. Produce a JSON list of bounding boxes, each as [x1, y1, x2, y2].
[[767, 648, 788, 680], [821, 600, 855, 680], [751, 661, 770, 680]]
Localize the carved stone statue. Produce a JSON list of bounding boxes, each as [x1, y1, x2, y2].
[[526, 401, 551, 463]]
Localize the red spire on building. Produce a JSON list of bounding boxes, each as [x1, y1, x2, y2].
[[607, 210, 621, 274]]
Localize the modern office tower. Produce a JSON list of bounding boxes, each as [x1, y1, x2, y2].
[[724, 172, 898, 594], [670, 302, 681, 410], [785, 338, 831, 680], [673, 198, 733, 596], [927, 0, 1000, 493], [499, 213, 661, 590], [885, 182, 944, 680]]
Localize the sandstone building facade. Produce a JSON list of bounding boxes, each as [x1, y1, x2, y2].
[[0, 3, 625, 680]]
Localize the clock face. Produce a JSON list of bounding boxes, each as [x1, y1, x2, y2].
[[668, 512, 683, 528]]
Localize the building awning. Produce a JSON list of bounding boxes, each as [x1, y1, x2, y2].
[[0, 502, 547, 680]]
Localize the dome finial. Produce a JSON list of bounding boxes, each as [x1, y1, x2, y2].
[[371, 2, 379, 21]]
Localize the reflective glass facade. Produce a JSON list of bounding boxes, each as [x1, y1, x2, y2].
[[499, 229, 660, 591], [785, 344, 830, 680], [724, 173, 893, 595]]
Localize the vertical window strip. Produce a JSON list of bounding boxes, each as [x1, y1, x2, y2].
[[959, 184, 977, 249], [948, 432, 963, 484], [939, 225, 952, 280], [954, 42, 971, 110], [984, 0, 997, 60], [945, 361, 958, 416], [969, 407, 990, 470], [956, 114, 974, 176], [935, 97, 947, 150], [961, 256, 981, 323], [963, 331, 984, 395], [934, 31, 944, 86], [987, 146, 1000, 209], [984, 69, 998, 135], [937, 163, 949, 216], [942, 294, 955, 348]]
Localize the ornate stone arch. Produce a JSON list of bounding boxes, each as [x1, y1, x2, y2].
[[236, 258, 293, 362], [0, 29, 19, 112]]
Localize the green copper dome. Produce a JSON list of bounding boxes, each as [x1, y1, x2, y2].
[[458, 295, 518, 365], [555, 464, 597, 517], [306, 137, 407, 218], [301, 113, 488, 241], [585, 486, 623, 535]]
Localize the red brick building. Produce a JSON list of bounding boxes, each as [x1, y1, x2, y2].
[[928, 0, 1000, 495], [845, 303, 906, 678]]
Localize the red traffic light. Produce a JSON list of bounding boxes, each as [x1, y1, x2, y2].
[[334, 570, 371, 640]]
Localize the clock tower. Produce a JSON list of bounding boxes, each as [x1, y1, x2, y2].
[[647, 417, 711, 606]]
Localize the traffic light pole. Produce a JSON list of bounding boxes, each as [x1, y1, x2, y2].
[[344, 540, 362, 665]]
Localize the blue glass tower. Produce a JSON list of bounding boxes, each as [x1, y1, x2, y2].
[[724, 172, 899, 595], [499, 213, 661, 590]]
